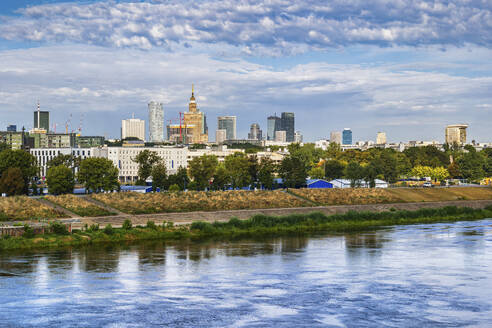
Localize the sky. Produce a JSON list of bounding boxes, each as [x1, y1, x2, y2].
[[0, 0, 491, 143]]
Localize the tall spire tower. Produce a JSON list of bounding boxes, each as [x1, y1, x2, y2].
[[189, 84, 197, 113]]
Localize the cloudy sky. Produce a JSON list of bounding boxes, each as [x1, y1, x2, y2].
[[0, 0, 491, 143]]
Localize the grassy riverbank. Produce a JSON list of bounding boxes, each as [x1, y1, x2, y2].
[[1, 205, 492, 251]]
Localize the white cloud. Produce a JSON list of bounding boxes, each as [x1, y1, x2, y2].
[[0, 44, 491, 142], [0, 0, 491, 53]]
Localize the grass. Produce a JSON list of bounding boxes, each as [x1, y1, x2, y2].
[[45, 195, 116, 217], [1, 205, 492, 251], [289, 187, 492, 206], [92, 190, 309, 215], [0, 196, 67, 222]]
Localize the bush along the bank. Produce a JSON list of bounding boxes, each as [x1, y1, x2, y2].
[[1, 206, 492, 251]]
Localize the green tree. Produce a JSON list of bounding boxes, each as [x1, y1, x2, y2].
[[133, 150, 161, 185], [447, 162, 461, 178], [0, 149, 38, 194], [324, 160, 345, 181], [248, 155, 260, 187], [308, 166, 325, 179], [258, 158, 276, 190], [78, 158, 119, 193], [0, 167, 25, 196], [279, 155, 307, 188], [0, 142, 9, 153], [151, 162, 167, 192], [211, 164, 229, 191], [344, 161, 364, 187], [225, 152, 251, 189], [47, 154, 80, 169], [188, 154, 218, 190], [363, 163, 379, 188], [457, 148, 486, 181], [46, 165, 75, 195], [167, 166, 189, 191]]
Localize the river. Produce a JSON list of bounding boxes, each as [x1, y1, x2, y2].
[[1, 219, 492, 327]]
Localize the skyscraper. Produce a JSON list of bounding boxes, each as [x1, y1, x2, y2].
[[122, 117, 145, 141], [280, 112, 295, 142], [248, 123, 262, 140], [294, 131, 303, 143], [376, 132, 387, 145], [33, 103, 49, 132], [342, 128, 352, 145], [148, 101, 164, 142], [267, 115, 281, 140], [445, 124, 468, 145], [330, 131, 342, 145], [217, 116, 237, 141], [183, 85, 208, 143]]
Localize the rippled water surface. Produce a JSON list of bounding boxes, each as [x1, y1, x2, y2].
[[1, 219, 492, 327]]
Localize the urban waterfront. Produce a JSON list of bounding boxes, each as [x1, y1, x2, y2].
[[1, 220, 492, 327]]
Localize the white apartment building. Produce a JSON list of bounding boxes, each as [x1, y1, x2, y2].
[[187, 147, 245, 164], [107, 147, 188, 183], [30, 147, 99, 178], [122, 118, 145, 141]]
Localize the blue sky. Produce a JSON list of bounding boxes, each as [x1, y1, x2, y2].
[[0, 0, 491, 143]]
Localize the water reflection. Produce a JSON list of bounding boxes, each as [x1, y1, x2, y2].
[[1, 219, 492, 327]]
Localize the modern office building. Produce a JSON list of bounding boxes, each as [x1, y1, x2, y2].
[[76, 136, 105, 148], [376, 132, 387, 145], [6, 125, 16, 132], [445, 124, 468, 145], [275, 130, 287, 142], [33, 103, 50, 132], [267, 115, 281, 141], [294, 131, 303, 143], [216, 129, 227, 144], [122, 117, 145, 141], [182, 85, 208, 143], [342, 128, 352, 145], [248, 123, 262, 141], [330, 131, 342, 145], [217, 116, 237, 141], [280, 112, 295, 142], [148, 101, 164, 143]]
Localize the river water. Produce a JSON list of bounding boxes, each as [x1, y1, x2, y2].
[[1, 219, 492, 327]]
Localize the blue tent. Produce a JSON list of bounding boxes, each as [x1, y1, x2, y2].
[[306, 179, 333, 189]]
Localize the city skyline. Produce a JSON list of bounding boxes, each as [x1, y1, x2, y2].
[[0, 1, 491, 142]]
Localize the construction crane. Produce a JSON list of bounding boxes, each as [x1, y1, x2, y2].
[[65, 114, 72, 134], [77, 113, 84, 136]]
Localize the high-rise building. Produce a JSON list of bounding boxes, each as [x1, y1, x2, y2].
[[7, 125, 16, 132], [342, 128, 352, 145], [330, 131, 342, 145], [376, 132, 387, 145], [33, 103, 49, 132], [445, 124, 468, 145], [267, 115, 281, 140], [280, 112, 295, 142], [217, 116, 237, 141], [167, 124, 194, 144], [122, 117, 145, 141], [275, 130, 287, 142], [182, 85, 208, 144], [294, 131, 303, 143], [148, 101, 164, 142], [216, 129, 227, 144], [248, 123, 262, 141]]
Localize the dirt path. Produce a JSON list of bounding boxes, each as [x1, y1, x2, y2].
[[76, 199, 492, 228], [37, 198, 80, 219]]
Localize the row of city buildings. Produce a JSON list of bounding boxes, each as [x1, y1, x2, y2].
[[121, 86, 302, 145]]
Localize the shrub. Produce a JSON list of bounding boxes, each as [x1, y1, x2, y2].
[[23, 224, 34, 238], [166, 221, 174, 228], [169, 184, 181, 192], [103, 224, 114, 235], [146, 220, 157, 230], [87, 224, 99, 232], [122, 219, 132, 230], [50, 221, 69, 235], [190, 221, 215, 232]]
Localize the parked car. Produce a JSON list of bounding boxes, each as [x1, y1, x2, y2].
[[423, 182, 433, 188]]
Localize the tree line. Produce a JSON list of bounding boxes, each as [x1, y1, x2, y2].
[[0, 141, 491, 196]]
